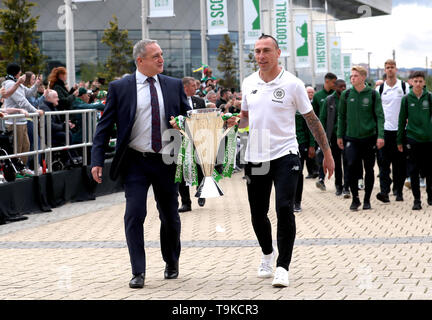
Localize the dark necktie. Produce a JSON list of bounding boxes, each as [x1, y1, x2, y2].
[[146, 77, 162, 153]]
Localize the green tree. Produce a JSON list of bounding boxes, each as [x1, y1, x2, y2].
[[79, 62, 106, 82], [426, 75, 432, 91], [216, 34, 238, 89], [0, 0, 46, 75], [100, 15, 133, 83], [245, 50, 259, 72]]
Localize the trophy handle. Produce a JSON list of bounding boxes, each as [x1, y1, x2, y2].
[[220, 116, 240, 139], [179, 129, 188, 137]]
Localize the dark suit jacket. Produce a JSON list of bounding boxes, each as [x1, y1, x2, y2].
[[39, 100, 65, 133], [191, 96, 206, 110], [91, 72, 191, 180]]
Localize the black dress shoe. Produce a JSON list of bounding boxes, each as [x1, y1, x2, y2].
[[376, 192, 390, 203], [164, 262, 179, 279], [198, 198, 206, 207], [396, 194, 404, 202], [412, 200, 422, 210], [129, 273, 145, 288], [350, 197, 361, 211], [363, 201, 371, 210], [178, 204, 192, 213]]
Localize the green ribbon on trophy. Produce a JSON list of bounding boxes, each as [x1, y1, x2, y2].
[[174, 113, 239, 187]]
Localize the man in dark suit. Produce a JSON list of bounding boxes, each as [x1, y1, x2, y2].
[[178, 77, 206, 212], [91, 39, 190, 289]]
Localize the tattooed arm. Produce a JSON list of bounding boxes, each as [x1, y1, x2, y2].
[[302, 110, 335, 179]]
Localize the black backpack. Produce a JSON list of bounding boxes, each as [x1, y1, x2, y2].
[[379, 81, 407, 96]]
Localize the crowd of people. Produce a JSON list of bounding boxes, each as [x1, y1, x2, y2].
[[0, 63, 108, 181], [295, 61, 432, 212], [85, 37, 431, 289], [179, 59, 432, 214]]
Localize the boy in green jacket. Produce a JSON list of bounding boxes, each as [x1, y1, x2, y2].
[[397, 71, 432, 210], [337, 66, 385, 211]]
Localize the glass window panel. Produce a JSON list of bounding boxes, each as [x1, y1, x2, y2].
[[75, 39, 97, 51], [75, 31, 97, 41]]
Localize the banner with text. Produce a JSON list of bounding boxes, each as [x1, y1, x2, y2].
[[149, 0, 174, 18], [330, 36, 343, 78], [294, 14, 309, 68], [342, 53, 352, 88], [314, 24, 327, 74], [244, 0, 261, 45], [207, 0, 228, 35], [273, 0, 289, 57]]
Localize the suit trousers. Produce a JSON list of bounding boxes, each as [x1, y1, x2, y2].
[[123, 149, 181, 275], [178, 165, 204, 206], [245, 153, 300, 271]]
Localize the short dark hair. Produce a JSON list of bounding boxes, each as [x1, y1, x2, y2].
[[6, 63, 21, 77], [258, 34, 279, 49], [325, 72, 337, 81], [335, 79, 346, 86], [220, 88, 229, 97], [411, 71, 425, 80]]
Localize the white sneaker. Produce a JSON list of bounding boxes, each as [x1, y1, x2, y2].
[[420, 178, 426, 188], [257, 251, 275, 278], [272, 267, 289, 287], [21, 168, 34, 176]]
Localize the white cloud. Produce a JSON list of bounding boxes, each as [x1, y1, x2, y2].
[[336, 4, 432, 69]]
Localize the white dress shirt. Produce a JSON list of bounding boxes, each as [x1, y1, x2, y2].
[[129, 70, 167, 153], [187, 96, 193, 109]]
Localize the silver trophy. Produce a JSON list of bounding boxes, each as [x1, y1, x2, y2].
[[179, 109, 233, 198]]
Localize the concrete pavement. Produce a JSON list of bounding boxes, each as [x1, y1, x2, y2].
[[0, 170, 432, 300]]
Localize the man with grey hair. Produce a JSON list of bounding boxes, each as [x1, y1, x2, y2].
[[91, 39, 190, 289], [306, 86, 315, 102], [205, 90, 217, 104]]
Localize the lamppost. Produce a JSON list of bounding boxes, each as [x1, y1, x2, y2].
[[368, 51, 372, 80], [64, 0, 105, 87]]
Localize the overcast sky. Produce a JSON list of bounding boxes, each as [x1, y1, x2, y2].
[[335, 0, 432, 69]]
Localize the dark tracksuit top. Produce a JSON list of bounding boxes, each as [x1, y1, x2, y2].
[[397, 89, 432, 145], [312, 88, 334, 117], [337, 85, 385, 140], [319, 92, 340, 140]]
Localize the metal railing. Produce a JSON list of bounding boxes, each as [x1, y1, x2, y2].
[[0, 109, 101, 176]]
